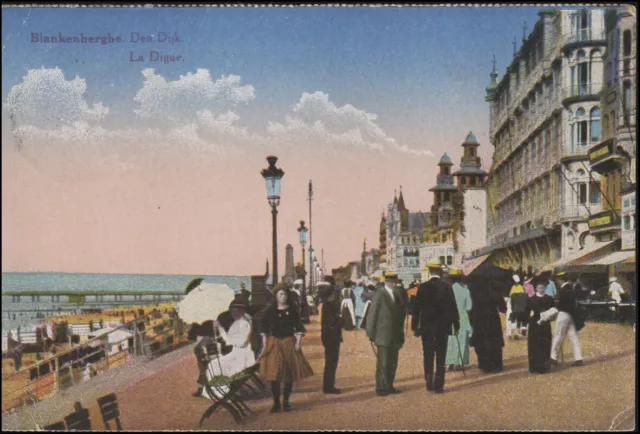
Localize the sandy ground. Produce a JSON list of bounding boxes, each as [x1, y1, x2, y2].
[[3, 315, 636, 431]]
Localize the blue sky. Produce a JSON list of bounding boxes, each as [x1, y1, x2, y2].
[[2, 6, 542, 135]]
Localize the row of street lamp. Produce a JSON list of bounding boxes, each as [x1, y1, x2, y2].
[[261, 156, 324, 309]]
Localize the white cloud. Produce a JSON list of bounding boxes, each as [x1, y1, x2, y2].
[[4, 68, 431, 161], [266, 91, 433, 156], [4, 67, 108, 131], [133, 68, 255, 124]]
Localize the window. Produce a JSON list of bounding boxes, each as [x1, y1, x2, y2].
[[439, 255, 446, 265], [579, 182, 588, 204], [447, 256, 453, 266], [623, 81, 631, 124], [470, 148, 475, 157], [470, 176, 476, 186], [590, 181, 601, 204], [624, 215, 630, 230], [461, 176, 466, 185], [443, 166, 450, 175], [623, 30, 631, 57], [590, 107, 601, 142]]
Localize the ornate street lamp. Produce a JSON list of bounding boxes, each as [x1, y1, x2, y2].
[[297, 220, 309, 321], [261, 156, 284, 284]]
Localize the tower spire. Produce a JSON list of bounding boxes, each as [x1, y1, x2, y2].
[[513, 36, 517, 56], [522, 21, 527, 41]]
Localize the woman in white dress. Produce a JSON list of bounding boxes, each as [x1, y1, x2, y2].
[[205, 297, 256, 382]]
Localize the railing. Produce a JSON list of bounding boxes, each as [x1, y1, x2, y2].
[[563, 141, 598, 158], [562, 28, 606, 45], [561, 204, 596, 220], [436, 174, 454, 185], [563, 82, 602, 100], [1, 311, 188, 413]]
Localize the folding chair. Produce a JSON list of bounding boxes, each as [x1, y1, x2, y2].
[[64, 405, 92, 431], [43, 421, 66, 431], [97, 393, 123, 431], [198, 352, 256, 426]]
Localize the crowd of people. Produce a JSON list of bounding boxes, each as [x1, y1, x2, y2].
[[187, 266, 631, 411]]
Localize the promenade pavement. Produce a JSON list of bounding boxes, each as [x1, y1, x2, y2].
[[3, 315, 636, 431]]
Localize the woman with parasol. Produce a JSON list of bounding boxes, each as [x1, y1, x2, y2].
[[259, 283, 313, 413]]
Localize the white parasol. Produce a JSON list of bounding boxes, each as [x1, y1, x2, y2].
[[176, 282, 235, 325]]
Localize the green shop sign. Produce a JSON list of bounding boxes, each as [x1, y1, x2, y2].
[[589, 141, 613, 164]]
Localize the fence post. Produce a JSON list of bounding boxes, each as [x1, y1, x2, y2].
[[54, 355, 60, 392]]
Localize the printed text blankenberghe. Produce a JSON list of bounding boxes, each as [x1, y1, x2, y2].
[[31, 33, 122, 45]]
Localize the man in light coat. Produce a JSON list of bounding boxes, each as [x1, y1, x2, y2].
[[550, 272, 584, 367], [366, 271, 407, 396]]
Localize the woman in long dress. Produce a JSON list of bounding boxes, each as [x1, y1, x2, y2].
[[526, 279, 555, 374], [445, 271, 473, 371], [259, 284, 313, 413], [469, 278, 507, 373]]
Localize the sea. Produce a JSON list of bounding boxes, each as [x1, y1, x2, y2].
[[1, 272, 252, 334]]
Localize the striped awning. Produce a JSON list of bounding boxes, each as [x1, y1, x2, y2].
[[461, 253, 492, 275]]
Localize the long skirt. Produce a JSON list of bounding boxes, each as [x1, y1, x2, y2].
[[259, 336, 314, 382], [445, 330, 471, 366], [527, 320, 552, 374], [341, 299, 356, 330]]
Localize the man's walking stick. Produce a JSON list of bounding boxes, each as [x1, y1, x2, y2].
[[370, 341, 389, 390], [453, 324, 467, 377]]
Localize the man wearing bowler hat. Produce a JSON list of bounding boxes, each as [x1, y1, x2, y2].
[[412, 261, 459, 393], [365, 271, 407, 396], [318, 280, 343, 394]]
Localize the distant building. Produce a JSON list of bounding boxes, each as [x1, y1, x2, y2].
[[283, 244, 295, 285]]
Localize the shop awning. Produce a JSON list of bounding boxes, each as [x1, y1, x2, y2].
[[588, 250, 635, 266], [560, 240, 629, 273], [461, 253, 492, 276], [618, 253, 636, 272]]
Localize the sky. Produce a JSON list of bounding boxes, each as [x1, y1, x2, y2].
[[1, 5, 549, 276]]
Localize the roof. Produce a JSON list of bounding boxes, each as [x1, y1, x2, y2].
[[397, 189, 407, 211], [439, 153, 453, 164], [428, 184, 458, 192], [453, 167, 488, 175], [407, 212, 427, 234], [463, 131, 478, 144]]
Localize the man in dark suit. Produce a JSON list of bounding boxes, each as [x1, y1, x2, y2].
[[365, 271, 407, 396], [319, 281, 343, 394], [412, 261, 460, 393]]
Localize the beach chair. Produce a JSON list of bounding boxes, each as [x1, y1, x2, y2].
[[43, 421, 66, 431], [64, 404, 92, 431], [97, 393, 123, 431]]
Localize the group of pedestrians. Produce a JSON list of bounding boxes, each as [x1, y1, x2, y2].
[[189, 265, 595, 412]]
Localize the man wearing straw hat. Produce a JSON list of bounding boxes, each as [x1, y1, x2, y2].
[[365, 271, 407, 396], [412, 261, 459, 393]]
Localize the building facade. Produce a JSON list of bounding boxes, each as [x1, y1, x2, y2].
[[586, 7, 636, 295], [482, 8, 609, 275], [384, 189, 428, 285]]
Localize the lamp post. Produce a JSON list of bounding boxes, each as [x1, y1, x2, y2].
[[261, 156, 284, 284], [298, 220, 309, 322]]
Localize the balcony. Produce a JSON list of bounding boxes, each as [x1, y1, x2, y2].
[[561, 203, 602, 221], [560, 141, 596, 162], [562, 28, 606, 48], [562, 82, 602, 104], [435, 174, 455, 186]]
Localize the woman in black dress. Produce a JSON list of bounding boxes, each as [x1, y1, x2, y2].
[[525, 278, 555, 374], [260, 283, 313, 412], [469, 278, 507, 373]]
